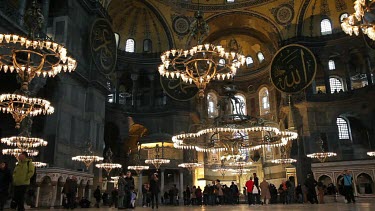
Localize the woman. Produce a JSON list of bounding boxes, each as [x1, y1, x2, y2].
[[216, 180, 223, 205], [317, 182, 325, 204], [0, 162, 12, 211], [149, 173, 160, 209], [260, 179, 270, 205]]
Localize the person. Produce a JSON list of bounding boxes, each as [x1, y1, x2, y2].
[[149, 173, 160, 209], [304, 174, 318, 204], [142, 183, 148, 207], [317, 181, 325, 204], [196, 186, 202, 205], [130, 190, 137, 208], [191, 186, 196, 205], [0, 162, 12, 211], [184, 186, 191, 205], [117, 172, 126, 209], [343, 170, 355, 203], [215, 180, 223, 205], [124, 171, 135, 208], [203, 185, 209, 205], [93, 186, 101, 208], [110, 188, 118, 208], [278, 181, 288, 204], [287, 176, 295, 204], [12, 151, 35, 211], [260, 179, 270, 205], [102, 191, 109, 206], [62, 177, 78, 209], [245, 177, 254, 205], [252, 173, 260, 204], [229, 182, 239, 204], [295, 184, 303, 203]]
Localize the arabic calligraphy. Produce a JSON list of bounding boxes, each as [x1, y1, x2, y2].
[[270, 44, 317, 94], [160, 76, 198, 101]]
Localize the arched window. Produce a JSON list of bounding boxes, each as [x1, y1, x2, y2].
[[207, 92, 218, 118], [259, 87, 270, 115], [336, 117, 350, 139], [114, 33, 120, 48], [329, 77, 344, 93], [340, 13, 349, 23], [328, 60, 336, 70], [257, 52, 265, 63], [143, 39, 152, 52], [231, 94, 247, 116], [227, 0, 235, 3], [321, 19, 332, 35], [246, 56, 254, 67], [125, 38, 135, 52], [219, 59, 226, 66]]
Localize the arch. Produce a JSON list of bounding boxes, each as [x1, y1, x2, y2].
[[207, 92, 218, 118], [321, 18, 333, 35], [318, 174, 333, 187], [125, 38, 135, 52], [143, 39, 152, 52], [259, 87, 270, 115], [114, 32, 120, 48], [257, 52, 265, 63], [357, 173, 374, 194], [231, 93, 247, 116], [328, 59, 336, 70], [329, 76, 344, 93], [336, 116, 351, 140], [246, 56, 254, 68], [39, 176, 53, 207]]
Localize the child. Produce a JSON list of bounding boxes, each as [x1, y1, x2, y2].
[[130, 190, 137, 208]]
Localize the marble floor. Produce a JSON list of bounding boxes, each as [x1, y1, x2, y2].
[[48, 200, 375, 211]]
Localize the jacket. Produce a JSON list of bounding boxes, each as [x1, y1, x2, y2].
[[13, 159, 35, 186]]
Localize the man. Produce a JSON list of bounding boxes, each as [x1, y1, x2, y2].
[[0, 162, 12, 211], [12, 152, 35, 211], [124, 171, 135, 208], [245, 177, 254, 205], [230, 182, 239, 204], [252, 173, 260, 204], [93, 186, 101, 208], [63, 176, 78, 209], [117, 172, 126, 209], [304, 174, 318, 204], [343, 170, 355, 203]]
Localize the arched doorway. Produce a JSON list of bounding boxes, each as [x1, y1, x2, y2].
[[319, 175, 333, 187], [56, 176, 65, 206], [39, 176, 52, 207], [357, 173, 374, 194]]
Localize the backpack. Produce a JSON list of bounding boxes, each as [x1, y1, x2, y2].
[[27, 161, 37, 185]]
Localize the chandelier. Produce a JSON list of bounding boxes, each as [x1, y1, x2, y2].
[[158, 5, 245, 98], [178, 163, 203, 172], [0, 94, 54, 128], [2, 148, 39, 157], [72, 142, 104, 169], [127, 142, 149, 174], [212, 167, 232, 177], [1, 136, 47, 150], [96, 163, 122, 174], [270, 146, 297, 164], [145, 144, 170, 171], [307, 139, 337, 163], [367, 151, 375, 156], [341, 0, 375, 40], [33, 162, 47, 168]]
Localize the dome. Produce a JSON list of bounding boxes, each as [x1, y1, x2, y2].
[[108, 0, 173, 53]]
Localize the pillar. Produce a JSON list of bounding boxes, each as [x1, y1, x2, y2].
[[321, 59, 331, 94], [344, 61, 352, 91], [18, 0, 27, 26], [148, 75, 155, 107], [160, 170, 165, 200], [138, 172, 143, 206], [41, 0, 50, 33], [35, 186, 40, 208], [50, 183, 57, 208], [60, 187, 64, 206], [179, 170, 184, 205], [131, 74, 139, 109], [88, 186, 92, 201], [365, 57, 373, 86]]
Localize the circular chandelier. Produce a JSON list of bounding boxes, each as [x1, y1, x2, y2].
[[270, 158, 297, 164], [307, 152, 337, 163], [72, 155, 104, 169], [33, 162, 47, 168], [341, 0, 375, 40], [145, 158, 170, 171], [367, 151, 375, 156], [158, 44, 245, 98], [178, 162, 203, 172], [128, 165, 150, 174], [212, 167, 232, 177], [2, 148, 39, 157], [0, 94, 54, 128], [1, 136, 47, 150], [95, 163, 122, 174]]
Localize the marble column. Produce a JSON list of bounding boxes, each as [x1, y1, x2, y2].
[[148, 75, 155, 107], [131, 74, 139, 110], [35, 186, 41, 208], [138, 173, 143, 206], [50, 184, 57, 208], [88, 186, 92, 201], [179, 170, 184, 205], [18, 0, 27, 26], [365, 57, 373, 86], [160, 170, 165, 201]]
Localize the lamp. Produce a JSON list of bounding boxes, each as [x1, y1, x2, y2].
[[1, 136, 47, 150], [2, 148, 39, 157], [95, 148, 121, 175], [367, 151, 375, 156], [307, 138, 337, 163], [33, 162, 47, 168], [145, 144, 170, 171], [341, 0, 375, 40], [72, 142, 104, 169], [158, 2, 245, 98], [127, 142, 149, 174], [270, 146, 297, 164]]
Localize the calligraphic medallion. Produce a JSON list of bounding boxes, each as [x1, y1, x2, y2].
[[90, 18, 117, 75], [270, 44, 317, 94], [160, 76, 198, 101]]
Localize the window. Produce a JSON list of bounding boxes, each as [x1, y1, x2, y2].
[[207, 92, 218, 118], [246, 56, 254, 68], [329, 77, 344, 93], [328, 60, 335, 70], [336, 117, 350, 139], [321, 19, 332, 35], [259, 87, 270, 115], [219, 59, 225, 66], [227, 0, 235, 2], [340, 13, 349, 23], [143, 39, 152, 52], [231, 94, 247, 116], [114, 33, 120, 48], [125, 38, 135, 52], [257, 52, 265, 63]]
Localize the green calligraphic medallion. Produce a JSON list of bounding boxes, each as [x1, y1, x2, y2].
[[160, 76, 198, 101], [90, 18, 117, 75], [270, 44, 317, 93]]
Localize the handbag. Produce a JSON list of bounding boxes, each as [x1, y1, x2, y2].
[[252, 186, 259, 194]]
